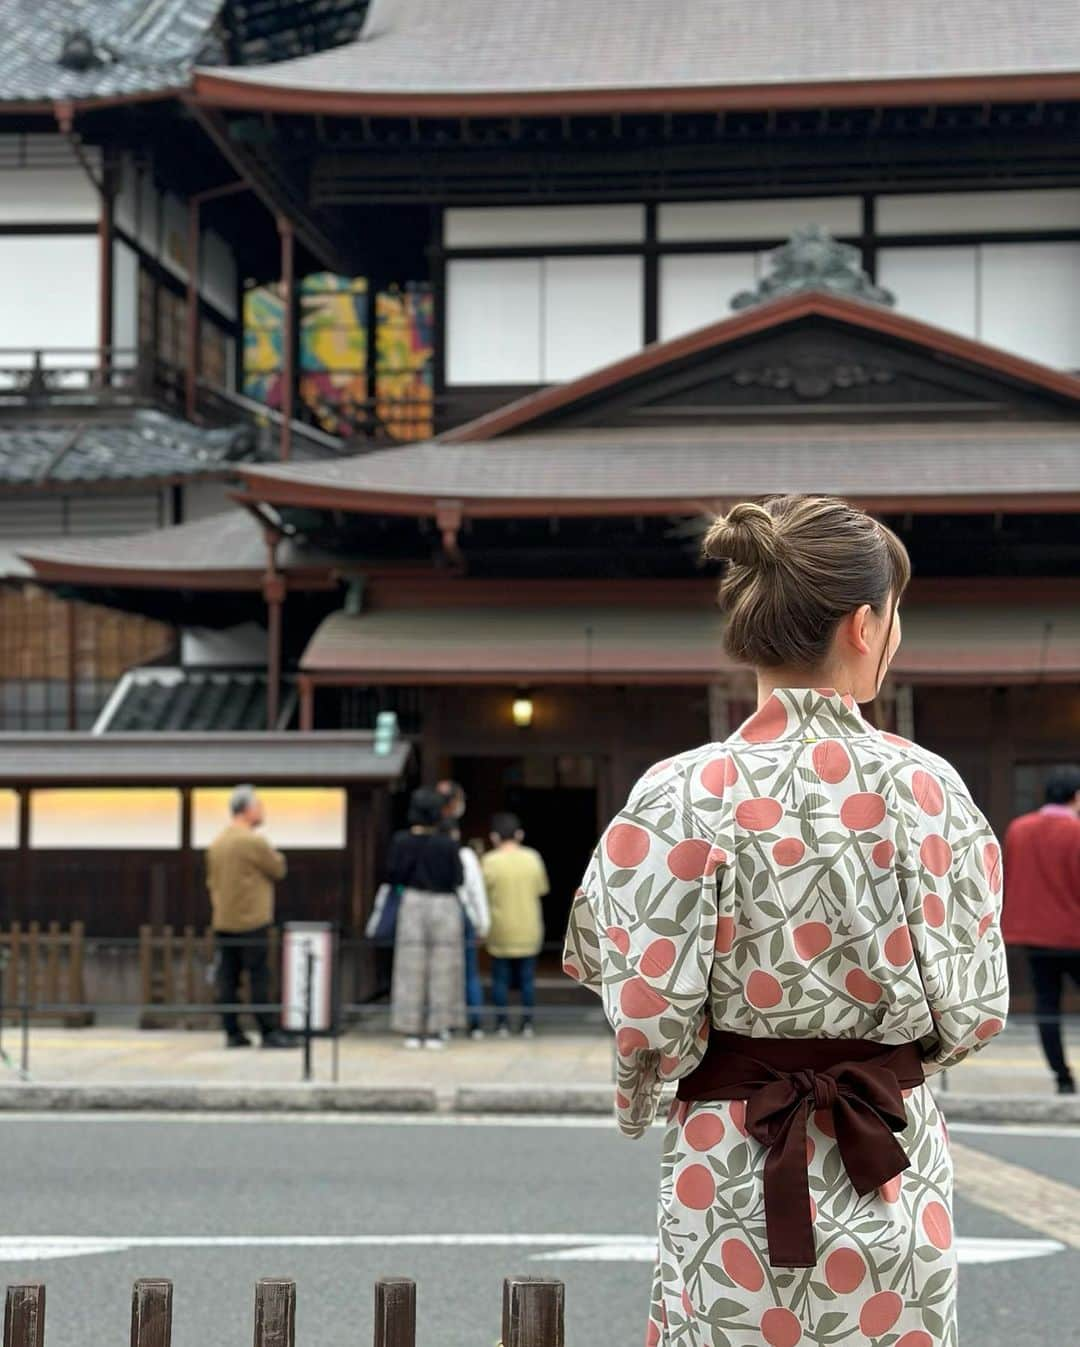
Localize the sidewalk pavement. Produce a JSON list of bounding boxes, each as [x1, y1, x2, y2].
[[0, 1020, 1077, 1123]]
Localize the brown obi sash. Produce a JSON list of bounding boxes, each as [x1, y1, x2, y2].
[[677, 1030, 926, 1269]]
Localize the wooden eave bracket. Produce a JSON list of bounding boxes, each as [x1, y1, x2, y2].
[[435, 500, 465, 568]]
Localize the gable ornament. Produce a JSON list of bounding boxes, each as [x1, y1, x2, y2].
[[732, 225, 895, 310]]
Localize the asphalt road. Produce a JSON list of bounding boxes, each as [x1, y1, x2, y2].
[[0, 1115, 1077, 1346]]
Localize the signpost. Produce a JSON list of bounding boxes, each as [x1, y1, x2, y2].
[[281, 922, 336, 1081]]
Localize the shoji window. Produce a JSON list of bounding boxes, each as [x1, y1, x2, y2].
[[877, 247, 978, 338], [30, 790, 182, 849], [659, 253, 759, 341], [881, 242, 1080, 366], [447, 256, 644, 384]]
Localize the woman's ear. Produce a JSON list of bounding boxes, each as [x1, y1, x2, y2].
[[837, 604, 875, 658]]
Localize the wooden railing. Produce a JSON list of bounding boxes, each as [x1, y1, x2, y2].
[[138, 925, 281, 1029], [0, 346, 438, 446], [0, 348, 151, 408], [0, 922, 90, 1027], [2, 1276, 565, 1347]]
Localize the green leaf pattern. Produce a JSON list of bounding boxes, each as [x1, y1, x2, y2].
[[563, 689, 1009, 1345]]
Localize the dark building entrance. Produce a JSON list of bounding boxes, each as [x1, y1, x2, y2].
[[450, 753, 599, 961]]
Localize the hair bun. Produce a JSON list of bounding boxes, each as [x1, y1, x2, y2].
[[703, 501, 781, 568]]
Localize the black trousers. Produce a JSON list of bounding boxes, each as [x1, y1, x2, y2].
[[217, 926, 276, 1039], [1028, 947, 1080, 1084]]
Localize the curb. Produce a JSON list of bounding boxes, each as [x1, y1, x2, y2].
[[0, 1085, 439, 1113], [454, 1086, 614, 1114], [0, 1084, 1076, 1124], [933, 1092, 1080, 1125]]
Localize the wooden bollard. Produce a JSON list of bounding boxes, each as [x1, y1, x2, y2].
[[3, 1285, 45, 1347], [502, 1279, 564, 1347], [374, 1277, 416, 1347], [254, 1279, 296, 1347], [130, 1279, 172, 1347]]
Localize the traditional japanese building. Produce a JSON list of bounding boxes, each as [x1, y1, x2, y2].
[[3, 0, 1080, 951]]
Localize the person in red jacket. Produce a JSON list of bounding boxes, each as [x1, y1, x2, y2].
[[1003, 766, 1080, 1093]]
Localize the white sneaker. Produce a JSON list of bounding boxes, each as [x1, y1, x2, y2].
[[496, 1025, 511, 1040], [521, 1024, 535, 1040], [403, 1036, 423, 1050], [469, 1028, 485, 1042], [424, 1037, 446, 1051]]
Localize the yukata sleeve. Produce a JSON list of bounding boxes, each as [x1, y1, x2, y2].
[[563, 770, 719, 1138], [898, 763, 1010, 1076]]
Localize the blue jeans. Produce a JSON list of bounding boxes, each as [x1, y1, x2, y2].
[[490, 956, 536, 1029], [463, 915, 484, 1031]]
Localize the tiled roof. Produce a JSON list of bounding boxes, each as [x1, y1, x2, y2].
[[301, 603, 1080, 682], [95, 669, 294, 732], [240, 424, 1080, 510], [20, 509, 337, 584], [0, 732, 410, 784], [197, 0, 1080, 103], [0, 410, 258, 488], [0, 0, 225, 103]]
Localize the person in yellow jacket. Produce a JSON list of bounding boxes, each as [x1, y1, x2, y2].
[[481, 812, 550, 1039]]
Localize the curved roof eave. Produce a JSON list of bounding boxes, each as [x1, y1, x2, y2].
[[191, 69, 1080, 118], [0, 87, 187, 117]]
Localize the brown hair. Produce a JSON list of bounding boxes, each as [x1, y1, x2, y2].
[[702, 495, 911, 672]]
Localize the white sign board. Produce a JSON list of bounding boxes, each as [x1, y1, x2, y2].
[[281, 923, 335, 1032]]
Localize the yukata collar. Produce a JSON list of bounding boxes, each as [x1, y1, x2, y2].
[[734, 687, 873, 745]]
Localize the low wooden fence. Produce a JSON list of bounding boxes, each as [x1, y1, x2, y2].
[[0, 923, 91, 1026], [3, 1276, 564, 1347], [138, 926, 281, 1028]]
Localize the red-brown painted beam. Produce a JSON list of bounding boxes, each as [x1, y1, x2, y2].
[[191, 71, 1080, 120]]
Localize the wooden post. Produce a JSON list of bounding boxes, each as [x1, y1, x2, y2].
[[26, 922, 39, 1013], [68, 921, 87, 1027], [277, 215, 296, 462], [502, 1280, 564, 1347], [298, 675, 314, 732], [14, 789, 30, 926], [373, 1277, 416, 1347], [264, 531, 285, 731], [179, 788, 194, 930], [253, 1280, 295, 1347], [8, 923, 21, 1022], [138, 924, 153, 1010], [98, 155, 114, 386], [3, 1285, 45, 1347], [185, 196, 201, 419], [161, 925, 175, 1009], [66, 603, 78, 731], [44, 921, 60, 1007], [130, 1279, 172, 1347]]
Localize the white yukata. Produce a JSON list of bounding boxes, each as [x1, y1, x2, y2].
[[564, 688, 1009, 1347]]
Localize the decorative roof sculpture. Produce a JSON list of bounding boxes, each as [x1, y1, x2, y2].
[[0, 0, 225, 103], [732, 226, 895, 310]]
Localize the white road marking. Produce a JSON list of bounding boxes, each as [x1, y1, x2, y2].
[[532, 1237, 1066, 1266], [948, 1121, 1080, 1140], [952, 1141, 1080, 1250], [0, 1234, 1063, 1266]]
